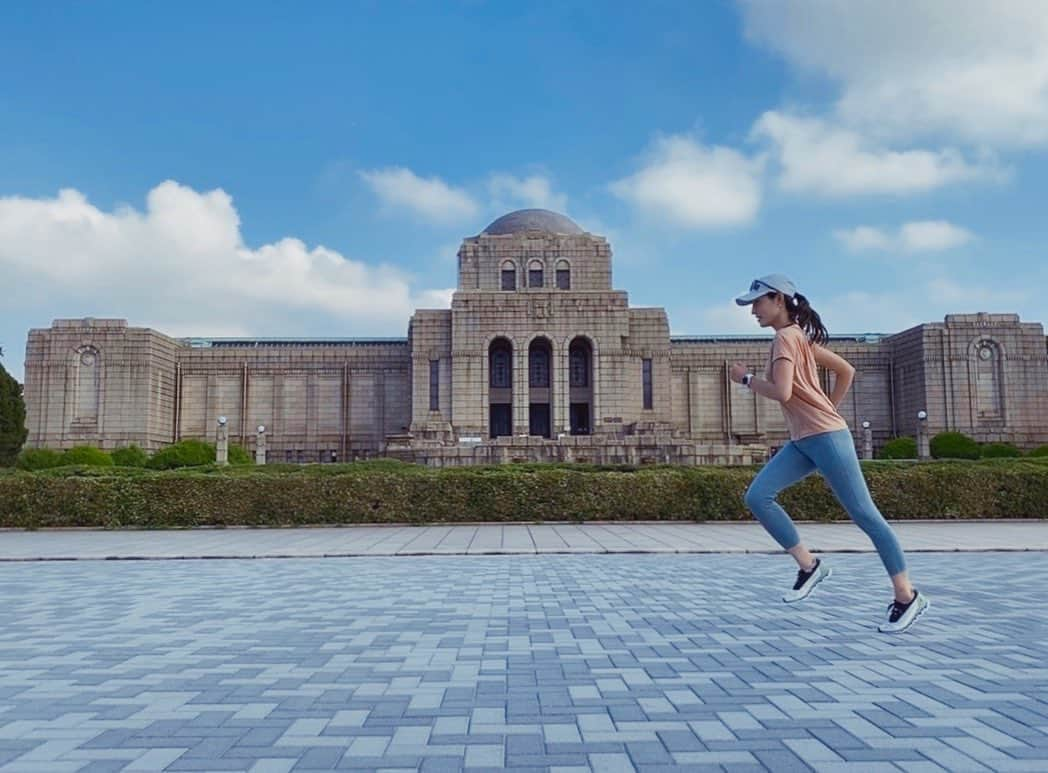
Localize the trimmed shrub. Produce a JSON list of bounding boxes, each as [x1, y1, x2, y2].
[[2, 459, 1047, 529], [930, 431, 980, 460], [228, 443, 253, 465], [112, 445, 149, 467], [879, 436, 917, 460], [148, 439, 216, 469], [15, 447, 65, 471], [980, 442, 1022, 459], [62, 446, 114, 467], [1029, 445, 1048, 457]]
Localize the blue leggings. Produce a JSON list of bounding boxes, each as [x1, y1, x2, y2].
[[744, 428, 907, 577]]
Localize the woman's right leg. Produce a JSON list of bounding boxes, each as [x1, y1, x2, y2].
[[745, 442, 817, 567]]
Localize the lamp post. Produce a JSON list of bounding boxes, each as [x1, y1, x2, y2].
[[216, 416, 229, 466], [861, 420, 873, 460], [255, 425, 267, 466], [916, 410, 929, 461]]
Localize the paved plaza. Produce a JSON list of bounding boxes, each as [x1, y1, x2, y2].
[[1, 525, 1047, 771]]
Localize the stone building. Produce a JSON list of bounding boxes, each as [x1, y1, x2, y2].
[[22, 209, 1048, 465]]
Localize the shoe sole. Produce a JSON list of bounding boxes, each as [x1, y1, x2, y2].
[[782, 567, 831, 604], [878, 597, 931, 634]]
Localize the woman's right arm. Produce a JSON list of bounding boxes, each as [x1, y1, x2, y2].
[[813, 345, 855, 407]]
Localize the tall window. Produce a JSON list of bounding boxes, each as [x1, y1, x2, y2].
[[490, 341, 512, 388], [556, 260, 571, 290], [501, 261, 516, 291], [529, 345, 550, 388], [528, 260, 544, 288], [642, 358, 653, 410], [569, 340, 590, 387], [429, 359, 440, 412]]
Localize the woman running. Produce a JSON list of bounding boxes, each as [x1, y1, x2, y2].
[[731, 274, 929, 633]]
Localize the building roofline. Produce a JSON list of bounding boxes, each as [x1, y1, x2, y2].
[[670, 333, 889, 343], [181, 337, 408, 348]]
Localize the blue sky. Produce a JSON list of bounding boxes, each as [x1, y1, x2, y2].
[[3, 0, 1047, 382]]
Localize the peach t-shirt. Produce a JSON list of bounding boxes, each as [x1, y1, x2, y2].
[[765, 324, 848, 441]]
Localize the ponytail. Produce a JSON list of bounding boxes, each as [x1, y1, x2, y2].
[[786, 293, 828, 346]]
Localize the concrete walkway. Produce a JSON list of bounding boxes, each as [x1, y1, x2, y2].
[[2, 519, 1047, 560]]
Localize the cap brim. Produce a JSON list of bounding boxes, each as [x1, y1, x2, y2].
[[734, 291, 761, 306]]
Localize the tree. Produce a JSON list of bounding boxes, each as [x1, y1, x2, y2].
[[0, 347, 29, 466]]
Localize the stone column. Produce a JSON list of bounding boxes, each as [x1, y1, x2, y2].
[[861, 421, 873, 460], [916, 410, 930, 460], [255, 425, 267, 465], [216, 416, 229, 466]]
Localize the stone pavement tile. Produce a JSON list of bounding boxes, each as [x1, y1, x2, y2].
[[2, 552, 1048, 771]]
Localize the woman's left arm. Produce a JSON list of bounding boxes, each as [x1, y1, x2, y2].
[[730, 358, 795, 403], [813, 345, 856, 407]]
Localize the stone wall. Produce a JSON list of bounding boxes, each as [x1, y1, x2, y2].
[[23, 319, 181, 451]]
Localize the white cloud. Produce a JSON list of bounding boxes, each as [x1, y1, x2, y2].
[[898, 221, 974, 252], [739, 0, 1048, 148], [610, 134, 765, 228], [0, 181, 451, 343], [833, 225, 894, 252], [834, 220, 974, 253], [753, 112, 1004, 197], [488, 174, 567, 212], [359, 167, 478, 223]]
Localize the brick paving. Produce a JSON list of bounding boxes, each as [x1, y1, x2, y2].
[[1, 545, 1047, 771]]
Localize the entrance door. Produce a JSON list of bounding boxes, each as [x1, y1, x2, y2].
[[570, 403, 590, 435], [490, 404, 512, 439], [529, 404, 551, 438]]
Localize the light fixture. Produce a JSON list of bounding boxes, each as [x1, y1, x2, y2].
[[218, 415, 227, 426], [917, 410, 927, 421]]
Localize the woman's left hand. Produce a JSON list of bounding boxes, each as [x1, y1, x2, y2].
[[729, 362, 748, 383]]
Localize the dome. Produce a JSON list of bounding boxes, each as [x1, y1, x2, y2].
[[481, 209, 584, 236]]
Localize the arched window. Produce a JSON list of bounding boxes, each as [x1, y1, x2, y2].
[[528, 260, 544, 288], [569, 338, 590, 387], [556, 260, 571, 290], [500, 261, 516, 291], [974, 340, 1003, 419], [489, 339, 512, 388], [529, 340, 550, 388], [75, 347, 100, 421]]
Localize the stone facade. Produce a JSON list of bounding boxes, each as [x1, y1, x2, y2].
[[22, 209, 1048, 464]]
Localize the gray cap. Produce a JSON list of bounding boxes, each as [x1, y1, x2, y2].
[[735, 273, 798, 306]]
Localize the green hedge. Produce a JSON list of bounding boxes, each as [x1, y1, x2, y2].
[[1, 459, 1046, 529], [931, 431, 981, 460], [62, 446, 114, 467], [879, 437, 917, 459], [980, 442, 1023, 458], [111, 445, 150, 467], [15, 448, 65, 471]]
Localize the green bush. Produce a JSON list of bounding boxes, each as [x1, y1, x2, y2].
[[111, 445, 150, 467], [980, 442, 1022, 459], [930, 431, 981, 460], [15, 447, 65, 471], [879, 436, 917, 459], [1, 459, 1046, 529], [1029, 445, 1048, 457], [228, 443, 253, 465], [62, 446, 114, 466], [147, 439, 216, 469], [0, 359, 27, 466]]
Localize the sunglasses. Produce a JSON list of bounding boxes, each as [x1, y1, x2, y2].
[[749, 280, 774, 293]]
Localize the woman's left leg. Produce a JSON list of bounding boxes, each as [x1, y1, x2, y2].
[[798, 429, 913, 602]]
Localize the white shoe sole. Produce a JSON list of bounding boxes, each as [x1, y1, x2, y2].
[[782, 567, 831, 604], [878, 597, 931, 634]]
